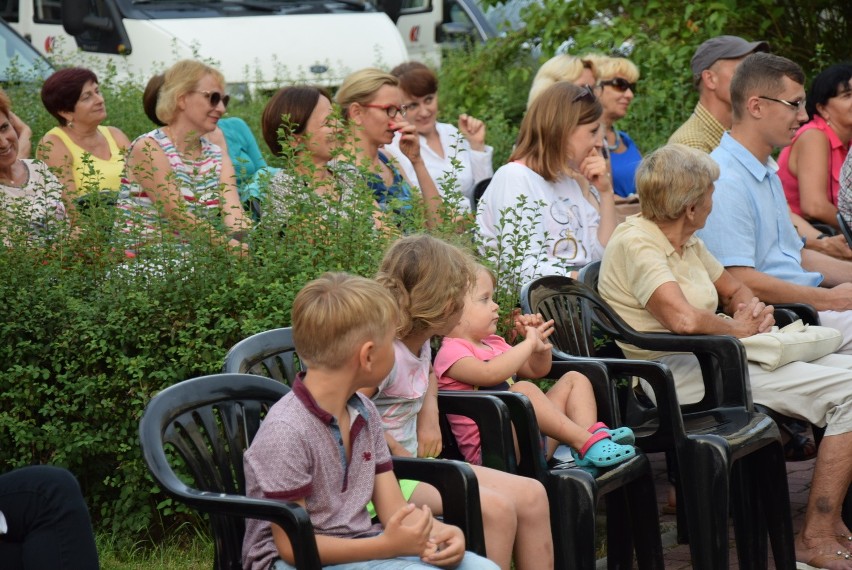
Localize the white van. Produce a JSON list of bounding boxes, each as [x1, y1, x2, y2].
[[3, 0, 414, 93]]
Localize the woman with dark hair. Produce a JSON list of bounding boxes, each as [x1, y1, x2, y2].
[[477, 81, 614, 285], [779, 63, 852, 229], [37, 67, 130, 203], [259, 85, 383, 228], [384, 61, 492, 213]]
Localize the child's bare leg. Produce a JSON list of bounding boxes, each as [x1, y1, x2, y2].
[[470, 464, 554, 570], [545, 371, 597, 429], [410, 478, 516, 570], [510, 380, 591, 450]]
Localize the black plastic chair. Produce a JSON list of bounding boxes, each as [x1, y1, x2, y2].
[[222, 331, 487, 555], [138, 373, 322, 570], [838, 211, 852, 247], [140, 373, 488, 569], [222, 327, 299, 382], [521, 274, 796, 570], [471, 177, 491, 211], [440, 358, 665, 570]]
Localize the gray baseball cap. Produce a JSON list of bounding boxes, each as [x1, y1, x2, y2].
[[691, 35, 770, 77]]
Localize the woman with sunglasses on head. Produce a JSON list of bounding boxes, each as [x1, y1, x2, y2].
[[383, 61, 493, 215], [37, 67, 131, 210], [477, 82, 615, 285], [779, 63, 852, 231], [118, 60, 250, 251], [335, 67, 444, 229], [526, 54, 599, 108], [585, 54, 641, 199]]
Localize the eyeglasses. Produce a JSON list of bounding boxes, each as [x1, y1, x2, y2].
[[193, 90, 230, 109], [599, 77, 637, 94], [361, 103, 407, 119], [573, 84, 597, 102], [758, 95, 806, 111]]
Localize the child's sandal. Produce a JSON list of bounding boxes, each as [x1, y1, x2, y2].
[[588, 421, 635, 446], [572, 431, 636, 467]]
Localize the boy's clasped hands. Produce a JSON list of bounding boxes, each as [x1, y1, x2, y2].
[[385, 503, 466, 567]]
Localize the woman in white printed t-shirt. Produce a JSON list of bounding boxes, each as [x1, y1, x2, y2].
[[477, 81, 616, 286]]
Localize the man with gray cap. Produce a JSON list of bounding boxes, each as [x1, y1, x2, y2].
[[671, 35, 852, 261], [669, 35, 769, 152]]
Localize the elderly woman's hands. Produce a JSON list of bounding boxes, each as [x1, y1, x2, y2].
[[579, 147, 613, 194], [731, 297, 775, 337]]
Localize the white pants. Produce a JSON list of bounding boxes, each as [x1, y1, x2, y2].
[[657, 352, 852, 437], [818, 310, 852, 354]]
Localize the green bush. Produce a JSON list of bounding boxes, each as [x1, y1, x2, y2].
[[4, 12, 840, 541]]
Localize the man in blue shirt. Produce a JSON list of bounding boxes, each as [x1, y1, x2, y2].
[[698, 52, 852, 570], [699, 53, 852, 353]]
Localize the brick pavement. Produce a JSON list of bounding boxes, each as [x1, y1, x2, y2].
[[598, 451, 816, 569]]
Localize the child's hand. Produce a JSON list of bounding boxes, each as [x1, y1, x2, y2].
[[383, 503, 434, 556], [421, 521, 466, 567]]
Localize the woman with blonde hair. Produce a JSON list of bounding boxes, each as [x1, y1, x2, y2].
[[477, 82, 615, 285], [527, 54, 598, 108], [335, 67, 444, 228], [118, 59, 250, 251], [585, 54, 641, 198]]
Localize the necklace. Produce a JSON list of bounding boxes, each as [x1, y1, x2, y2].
[[0, 159, 22, 187], [606, 128, 621, 152]]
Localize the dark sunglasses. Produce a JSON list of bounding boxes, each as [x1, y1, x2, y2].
[[599, 77, 637, 94], [573, 84, 597, 102], [194, 90, 231, 108]]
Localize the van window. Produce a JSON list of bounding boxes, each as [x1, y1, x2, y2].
[[34, 0, 62, 24], [0, 0, 18, 22], [401, 0, 430, 14], [0, 21, 53, 81]]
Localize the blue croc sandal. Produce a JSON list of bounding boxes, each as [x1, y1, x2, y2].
[[572, 432, 636, 467], [588, 422, 635, 445]]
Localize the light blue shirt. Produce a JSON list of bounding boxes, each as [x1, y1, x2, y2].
[[697, 132, 823, 287]]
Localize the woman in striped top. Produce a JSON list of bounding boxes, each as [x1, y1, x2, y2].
[[117, 60, 250, 253]]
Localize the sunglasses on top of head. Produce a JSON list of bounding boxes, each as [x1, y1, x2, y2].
[[599, 77, 637, 94], [193, 90, 230, 109]]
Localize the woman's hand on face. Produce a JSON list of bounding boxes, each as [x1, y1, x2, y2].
[[732, 296, 775, 336], [392, 120, 422, 162], [579, 148, 612, 194], [458, 114, 486, 151]]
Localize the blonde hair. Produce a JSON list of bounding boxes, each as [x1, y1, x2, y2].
[[637, 144, 720, 222], [156, 60, 225, 125], [585, 54, 640, 83], [291, 272, 398, 369], [376, 234, 476, 339], [510, 82, 602, 182], [335, 68, 399, 119], [527, 55, 598, 108]]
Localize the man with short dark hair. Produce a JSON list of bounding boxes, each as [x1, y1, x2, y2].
[[698, 52, 852, 569]]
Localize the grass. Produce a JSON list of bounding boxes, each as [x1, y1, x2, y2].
[[97, 531, 213, 570]]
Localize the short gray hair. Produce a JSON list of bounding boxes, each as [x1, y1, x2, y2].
[[637, 144, 719, 222]]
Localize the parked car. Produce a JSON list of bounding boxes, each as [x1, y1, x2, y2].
[[0, 16, 52, 83]]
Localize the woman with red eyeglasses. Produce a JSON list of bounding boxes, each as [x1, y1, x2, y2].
[[477, 82, 616, 286], [586, 55, 642, 199], [118, 60, 250, 253], [335, 67, 444, 229]]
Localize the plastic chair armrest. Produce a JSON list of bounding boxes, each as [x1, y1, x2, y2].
[[392, 457, 486, 556], [437, 392, 514, 471]]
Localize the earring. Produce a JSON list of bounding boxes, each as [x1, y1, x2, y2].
[[66, 119, 74, 129]]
